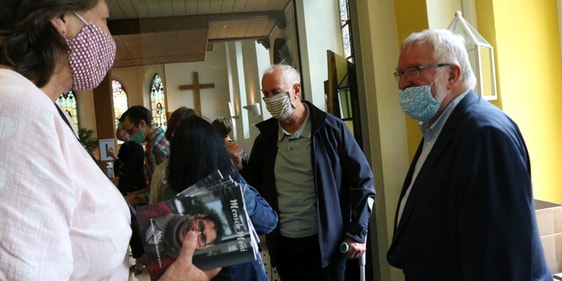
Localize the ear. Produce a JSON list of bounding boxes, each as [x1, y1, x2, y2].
[[293, 83, 302, 99], [50, 13, 71, 38], [447, 64, 462, 88], [140, 119, 150, 130]]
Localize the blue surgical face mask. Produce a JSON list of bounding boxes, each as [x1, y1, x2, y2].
[[398, 85, 441, 122], [129, 131, 146, 143]]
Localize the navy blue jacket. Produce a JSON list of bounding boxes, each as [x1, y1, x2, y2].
[[243, 101, 375, 267], [387, 92, 551, 280]]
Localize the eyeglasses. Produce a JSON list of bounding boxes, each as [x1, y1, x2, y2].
[[189, 217, 207, 247], [393, 63, 451, 82], [124, 126, 137, 135]]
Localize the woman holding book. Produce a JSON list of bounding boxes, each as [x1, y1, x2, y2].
[[165, 115, 278, 281]]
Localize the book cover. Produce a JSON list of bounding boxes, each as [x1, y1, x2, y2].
[[135, 175, 259, 280]]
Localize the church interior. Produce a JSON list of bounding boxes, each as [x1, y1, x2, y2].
[[56, 0, 562, 280]]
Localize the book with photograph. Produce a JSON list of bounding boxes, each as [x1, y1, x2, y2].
[[135, 172, 260, 280]]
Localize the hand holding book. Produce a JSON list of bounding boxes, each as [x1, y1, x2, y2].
[[158, 231, 221, 281], [136, 170, 262, 281]]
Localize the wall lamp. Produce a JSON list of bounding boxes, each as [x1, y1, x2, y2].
[[448, 11, 497, 100]]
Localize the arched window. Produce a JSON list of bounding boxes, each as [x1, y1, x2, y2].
[[56, 90, 79, 128], [150, 74, 167, 129], [338, 0, 354, 62], [112, 79, 129, 127]]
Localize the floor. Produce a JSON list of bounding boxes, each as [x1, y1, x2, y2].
[[127, 255, 150, 281], [128, 269, 150, 281]]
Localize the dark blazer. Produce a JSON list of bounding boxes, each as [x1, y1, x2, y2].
[[387, 91, 551, 281]]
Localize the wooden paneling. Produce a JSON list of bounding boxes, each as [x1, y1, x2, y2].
[[108, 0, 290, 68]]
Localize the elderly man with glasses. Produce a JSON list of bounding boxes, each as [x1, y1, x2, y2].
[[387, 29, 551, 281]]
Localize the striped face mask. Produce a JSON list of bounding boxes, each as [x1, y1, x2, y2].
[[263, 92, 295, 120]]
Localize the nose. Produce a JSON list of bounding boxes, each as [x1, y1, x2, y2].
[[397, 77, 410, 90]]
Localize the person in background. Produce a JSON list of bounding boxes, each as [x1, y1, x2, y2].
[[150, 106, 199, 204], [109, 122, 147, 196], [120, 105, 170, 185], [108, 122, 148, 274], [242, 64, 376, 281], [167, 115, 278, 281], [119, 106, 171, 273], [212, 116, 249, 171], [387, 29, 551, 280], [0, 0, 218, 280]]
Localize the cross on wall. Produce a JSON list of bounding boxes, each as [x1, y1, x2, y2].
[[179, 72, 215, 115]]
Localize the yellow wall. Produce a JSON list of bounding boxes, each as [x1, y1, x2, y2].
[[477, 0, 562, 202], [396, 0, 562, 202], [394, 0, 430, 161]]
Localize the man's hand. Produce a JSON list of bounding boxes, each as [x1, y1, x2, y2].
[[159, 231, 221, 281], [342, 237, 366, 260]]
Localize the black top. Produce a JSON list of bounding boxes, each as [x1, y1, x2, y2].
[[114, 141, 146, 194]]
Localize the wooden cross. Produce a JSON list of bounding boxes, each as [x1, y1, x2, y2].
[[179, 72, 215, 115]]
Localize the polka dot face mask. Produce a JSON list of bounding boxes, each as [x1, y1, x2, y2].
[[66, 12, 116, 91]]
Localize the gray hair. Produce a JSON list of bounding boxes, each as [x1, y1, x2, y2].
[[401, 29, 477, 89], [263, 64, 301, 86]]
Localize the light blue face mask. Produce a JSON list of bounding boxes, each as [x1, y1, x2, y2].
[[398, 85, 441, 122]]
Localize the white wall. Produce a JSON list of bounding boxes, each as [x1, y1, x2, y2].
[[295, 0, 343, 109], [164, 43, 229, 121]]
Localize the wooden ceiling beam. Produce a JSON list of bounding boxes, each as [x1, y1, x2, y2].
[[108, 11, 285, 36], [108, 15, 209, 35], [208, 11, 286, 29]]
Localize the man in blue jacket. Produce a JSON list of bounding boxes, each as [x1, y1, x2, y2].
[[387, 29, 551, 280], [243, 64, 375, 281]]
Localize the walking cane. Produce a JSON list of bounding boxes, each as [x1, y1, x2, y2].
[[340, 241, 366, 281]]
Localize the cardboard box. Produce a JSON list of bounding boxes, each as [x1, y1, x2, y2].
[[535, 200, 562, 275], [535, 200, 562, 236], [539, 233, 562, 274]]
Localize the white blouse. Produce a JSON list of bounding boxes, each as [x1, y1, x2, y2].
[[0, 69, 131, 280]]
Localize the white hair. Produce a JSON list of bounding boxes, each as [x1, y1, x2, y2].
[[401, 29, 477, 89], [263, 64, 301, 85]]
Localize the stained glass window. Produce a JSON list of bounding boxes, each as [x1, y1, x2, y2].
[[150, 74, 167, 129], [338, 0, 354, 63], [112, 79, 129, 127], [56, 90, 79, 128]]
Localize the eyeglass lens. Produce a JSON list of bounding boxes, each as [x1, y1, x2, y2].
[[196, 218, 207, 247]]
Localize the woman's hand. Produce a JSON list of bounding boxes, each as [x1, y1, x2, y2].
[[108, 147, 118, 160], [225, 140, 244, 171], [159, 231, 221, 281]]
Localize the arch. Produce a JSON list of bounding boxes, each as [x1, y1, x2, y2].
[[112, 79, 129, 127], [56, 90, 79, 128], [150, 73, 167, 129]]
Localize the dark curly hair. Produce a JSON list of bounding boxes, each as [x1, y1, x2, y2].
[[0, 0, 99, 88]]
